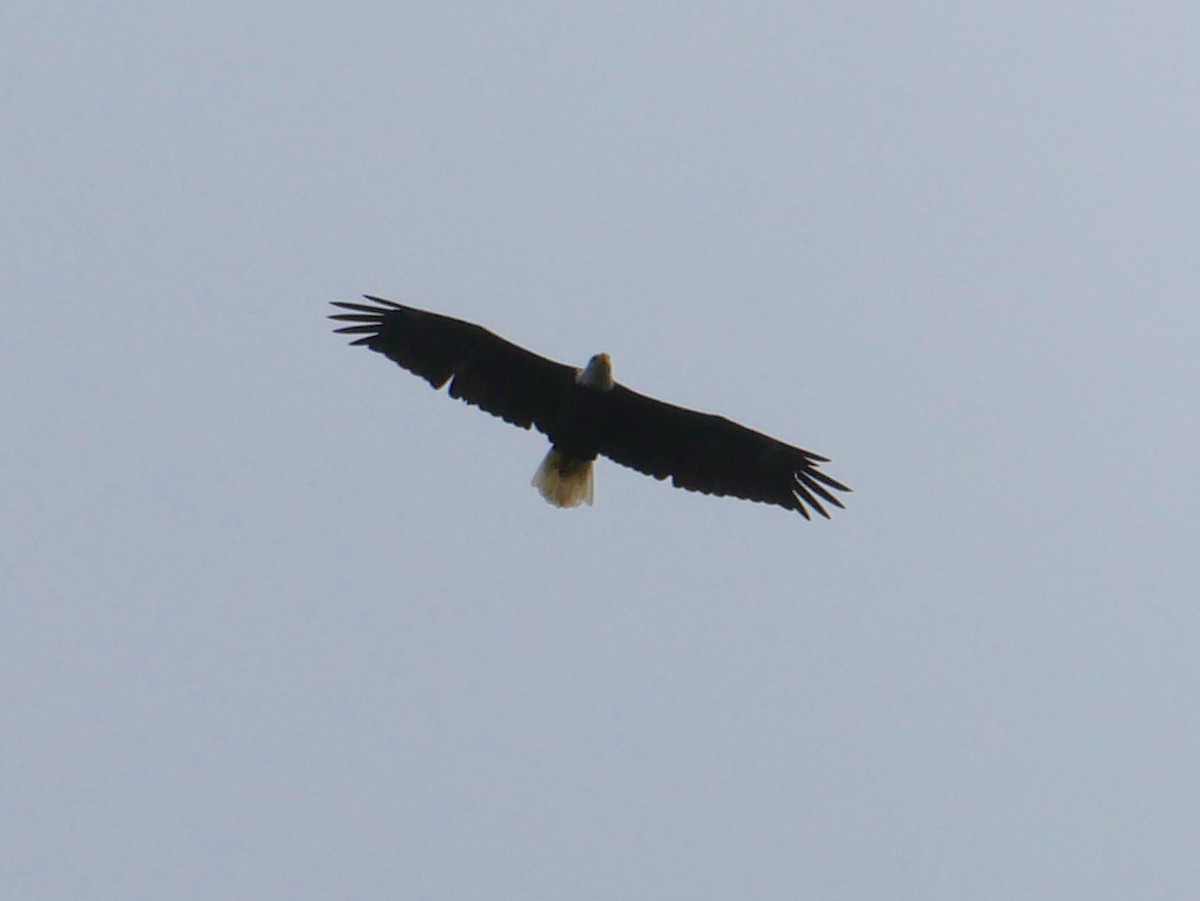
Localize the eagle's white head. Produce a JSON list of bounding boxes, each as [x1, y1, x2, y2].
[[577, 352, 614, 390]]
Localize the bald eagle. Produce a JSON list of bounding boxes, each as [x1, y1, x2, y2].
[[330, 297, 850, 519]]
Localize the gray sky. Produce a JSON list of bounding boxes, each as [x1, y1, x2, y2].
[[5, 2, 1199, 898]]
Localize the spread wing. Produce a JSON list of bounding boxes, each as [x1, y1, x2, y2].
[[592, 384, 851, 519], [330, 296, 576, 434]]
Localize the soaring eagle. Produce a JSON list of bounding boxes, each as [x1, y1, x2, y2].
[[330, 297, 851, 518]]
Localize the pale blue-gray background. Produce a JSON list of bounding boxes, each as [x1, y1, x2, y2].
[[5, 3, 1198, 898]]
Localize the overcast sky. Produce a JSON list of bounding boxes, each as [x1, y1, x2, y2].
[[5, 2, 1199, 898]]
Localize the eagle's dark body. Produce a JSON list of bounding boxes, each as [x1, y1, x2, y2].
[[330, 296, 850, 518]]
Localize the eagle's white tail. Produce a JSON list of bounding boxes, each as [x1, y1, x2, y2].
[[531, 449, 594, 508]]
